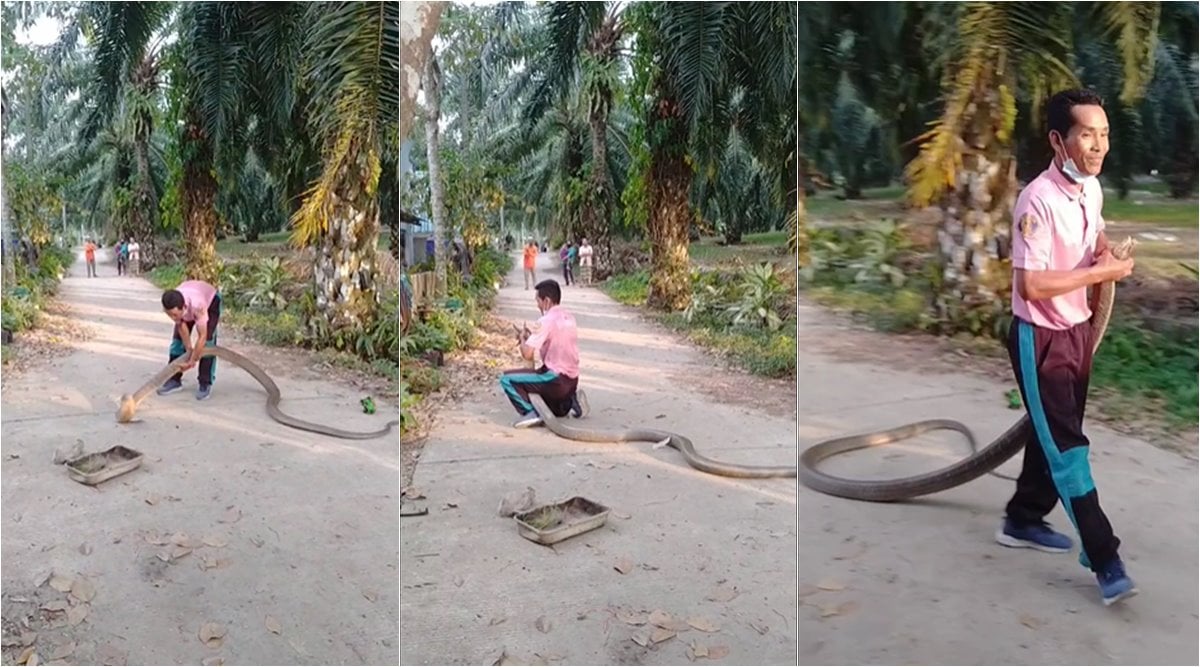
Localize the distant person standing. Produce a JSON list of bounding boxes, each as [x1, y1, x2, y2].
[[523, 240, 538, 290], [559, 243, 573, 286], [579, 238, 594, 285], [116, 239, 129, 276], [84, 239, 97, 278], [128, 238, 141, 275]]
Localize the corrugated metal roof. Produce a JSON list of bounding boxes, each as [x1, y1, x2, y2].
[[400, 215, 434, 234]]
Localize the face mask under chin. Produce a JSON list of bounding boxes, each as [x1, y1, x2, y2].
[[1054, 136, 1097, 185]]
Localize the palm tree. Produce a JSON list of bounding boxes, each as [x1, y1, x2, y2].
[[905, 2, 1161, 331]]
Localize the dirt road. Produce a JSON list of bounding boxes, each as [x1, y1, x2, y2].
[[1, 249, 399, 665]]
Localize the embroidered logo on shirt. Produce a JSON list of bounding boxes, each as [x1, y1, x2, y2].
[[1019, 213, 1039, 239]]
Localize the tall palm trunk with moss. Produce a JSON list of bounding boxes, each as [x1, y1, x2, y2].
[[130, 58, 159, 268], [181, 107, 220, 284], [423, 54, 450, 296], [311, 134, 383, 330], [581, 15, 619, 278], [646, 95, 692, 311]]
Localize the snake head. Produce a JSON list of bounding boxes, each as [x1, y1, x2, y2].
[[1110, 236, 1138, 260]]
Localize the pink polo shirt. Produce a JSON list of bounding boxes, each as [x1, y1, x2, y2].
[[524, 305, 580, 379], [176, 280, 217, 326], [1010, 163, 1106, 330]]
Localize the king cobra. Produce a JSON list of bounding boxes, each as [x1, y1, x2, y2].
[[116, 345, 399, 440], [527, 237, 1136, 490]]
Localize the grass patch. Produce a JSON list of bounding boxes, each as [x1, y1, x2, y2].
[[805, 186, 907, 219], [1091, 319, 1198, 428], [146, 263, 186, 291], [690, 230, 790, 266], [1102, 196, 1198, 227], [601, 271, 796, 378]]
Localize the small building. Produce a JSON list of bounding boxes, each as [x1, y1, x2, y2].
[[400, 212, 435, 270]]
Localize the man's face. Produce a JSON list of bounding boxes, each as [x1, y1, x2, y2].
[[534, 295, 551, 313], [1054, 104, 1110, 177], [164, 307, 184, 323]]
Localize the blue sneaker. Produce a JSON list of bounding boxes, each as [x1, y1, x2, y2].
[[1096, 558, 1138, 606], [156, 378, 183, 396], [995, 518, 1073, 553], [570, 389, 589, 418], [195, 385, 212, 401]]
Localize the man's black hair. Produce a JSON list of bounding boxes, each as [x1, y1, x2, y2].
[[534, 279, 561, 305], [1046, 88, 1105, 139], [162, 289, 185, 310]]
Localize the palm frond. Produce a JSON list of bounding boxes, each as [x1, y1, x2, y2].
[[1098, 1, 1161, 104]]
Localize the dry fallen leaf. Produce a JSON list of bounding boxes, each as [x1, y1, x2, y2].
[[816, 579, 845, 591], [688, 641, 710, 660], [586, 461, 615, 470], [820, 601, 859, 618], [219, 507, 241, 524], [19, 632, 37, 647], [144, 533, 170, 547], [156, 551, 172, 563], [202, 535, 229, 548], [1018, 613, 1041, 629], [265, 615, 282, 635], [797, 584, 820, 598], [40, 600, 69, 612], [67, 603, 89, 626], [171, 546, 193, 561], [47, 642, 74, 661], [198, 622, 226, 648], [650, 627, 676, 644], [535, 616, 551, 633], [648, 610, 673, 628], [362, 590, 378, 603], [249, 537, 265, 548], [706, 585, 738, 602], [201, 658, 224, 666], [708, 646, 730, 660], [614, 558, 634, 575], [26, 651, 39, 666], [47, 574, 72, 593], [78, 543, 92, 556], [749, 622, 769, 635], [488, 616, 506, 626], [630, 632, 650, 647], [612, 511, 631, 520], [402, 487, 426, 500], [687, 617, 720, 633], [17, 646, 35, 664], [144, 494, 160, 506], [70, 576, 96, 603], [32, 571, 51, 588], [616, 610, 645, 626]]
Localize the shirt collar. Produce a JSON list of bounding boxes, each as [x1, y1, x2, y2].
[[1044, 161, 1083, 201]]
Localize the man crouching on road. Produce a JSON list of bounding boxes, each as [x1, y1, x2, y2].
[[499, 279, 589, 428], [999, 88, 1136, 606]]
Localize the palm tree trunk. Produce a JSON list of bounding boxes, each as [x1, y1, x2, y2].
[[181, 108, 220, 285], [313, 138, 381, 330], [583, 109, 612, 278], [935, 81, 1017, 331], [131, 106, 159, 267], [792, 131, 809, 268], [646, 98, 692, 311], [400, 1, 446, 143], [423, 53, 449, 296]]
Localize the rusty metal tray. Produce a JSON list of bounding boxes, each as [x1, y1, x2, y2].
[[514, 496, 610, 545], [66, 446, 144, 486]]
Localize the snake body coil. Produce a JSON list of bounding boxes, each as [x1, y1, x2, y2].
[[528, 237, 1134, 495], [117, 345, 399, 440]]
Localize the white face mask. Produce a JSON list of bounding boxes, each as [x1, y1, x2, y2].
[[1053, 133, 1096, 185]]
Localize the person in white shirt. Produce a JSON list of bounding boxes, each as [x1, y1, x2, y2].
[[128, 239, 141, 275], [579, 238, 594, 285]]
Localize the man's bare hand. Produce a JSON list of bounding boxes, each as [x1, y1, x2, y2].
[[1095, 251, 1134, 281]]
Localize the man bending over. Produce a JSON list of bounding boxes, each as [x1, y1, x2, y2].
[[157, 279, 223, 401]]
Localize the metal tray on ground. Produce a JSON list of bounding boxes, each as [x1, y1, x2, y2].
[[514, 496, 610, 545], [66, 446, 145, 486]]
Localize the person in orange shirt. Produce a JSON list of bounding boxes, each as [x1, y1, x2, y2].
[[84, 239, 97, 278], [522, 240, 538, 290]]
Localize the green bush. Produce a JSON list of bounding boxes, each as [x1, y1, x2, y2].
[[147, 263, 186, 291], [1093, 319, 1198, 427], [604, 271, 650, 306], [226, 309, 304, 347]]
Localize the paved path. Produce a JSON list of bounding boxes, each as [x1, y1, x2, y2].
[[1, 249, 399, 665], [793, 298, 1198, 665], [400, 251, 798, 665]]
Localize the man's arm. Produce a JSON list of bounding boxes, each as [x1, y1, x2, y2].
[[1017, 252, 1133, 301], [188, 322, 208, 363]]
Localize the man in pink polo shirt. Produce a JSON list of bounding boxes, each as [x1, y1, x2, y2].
[[157, 279, 223, 401], [499, 279, 589, 428], [1000, 89, 1136, 606]]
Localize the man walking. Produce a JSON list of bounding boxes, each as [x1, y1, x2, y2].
[[523, 240, 538, 290], [498, 279, 588, 428], [998, 88, 1136, 606]]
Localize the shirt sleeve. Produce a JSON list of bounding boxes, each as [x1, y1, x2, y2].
[[524, 316, 551, 350], [1011, 196, 1053, 271]]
